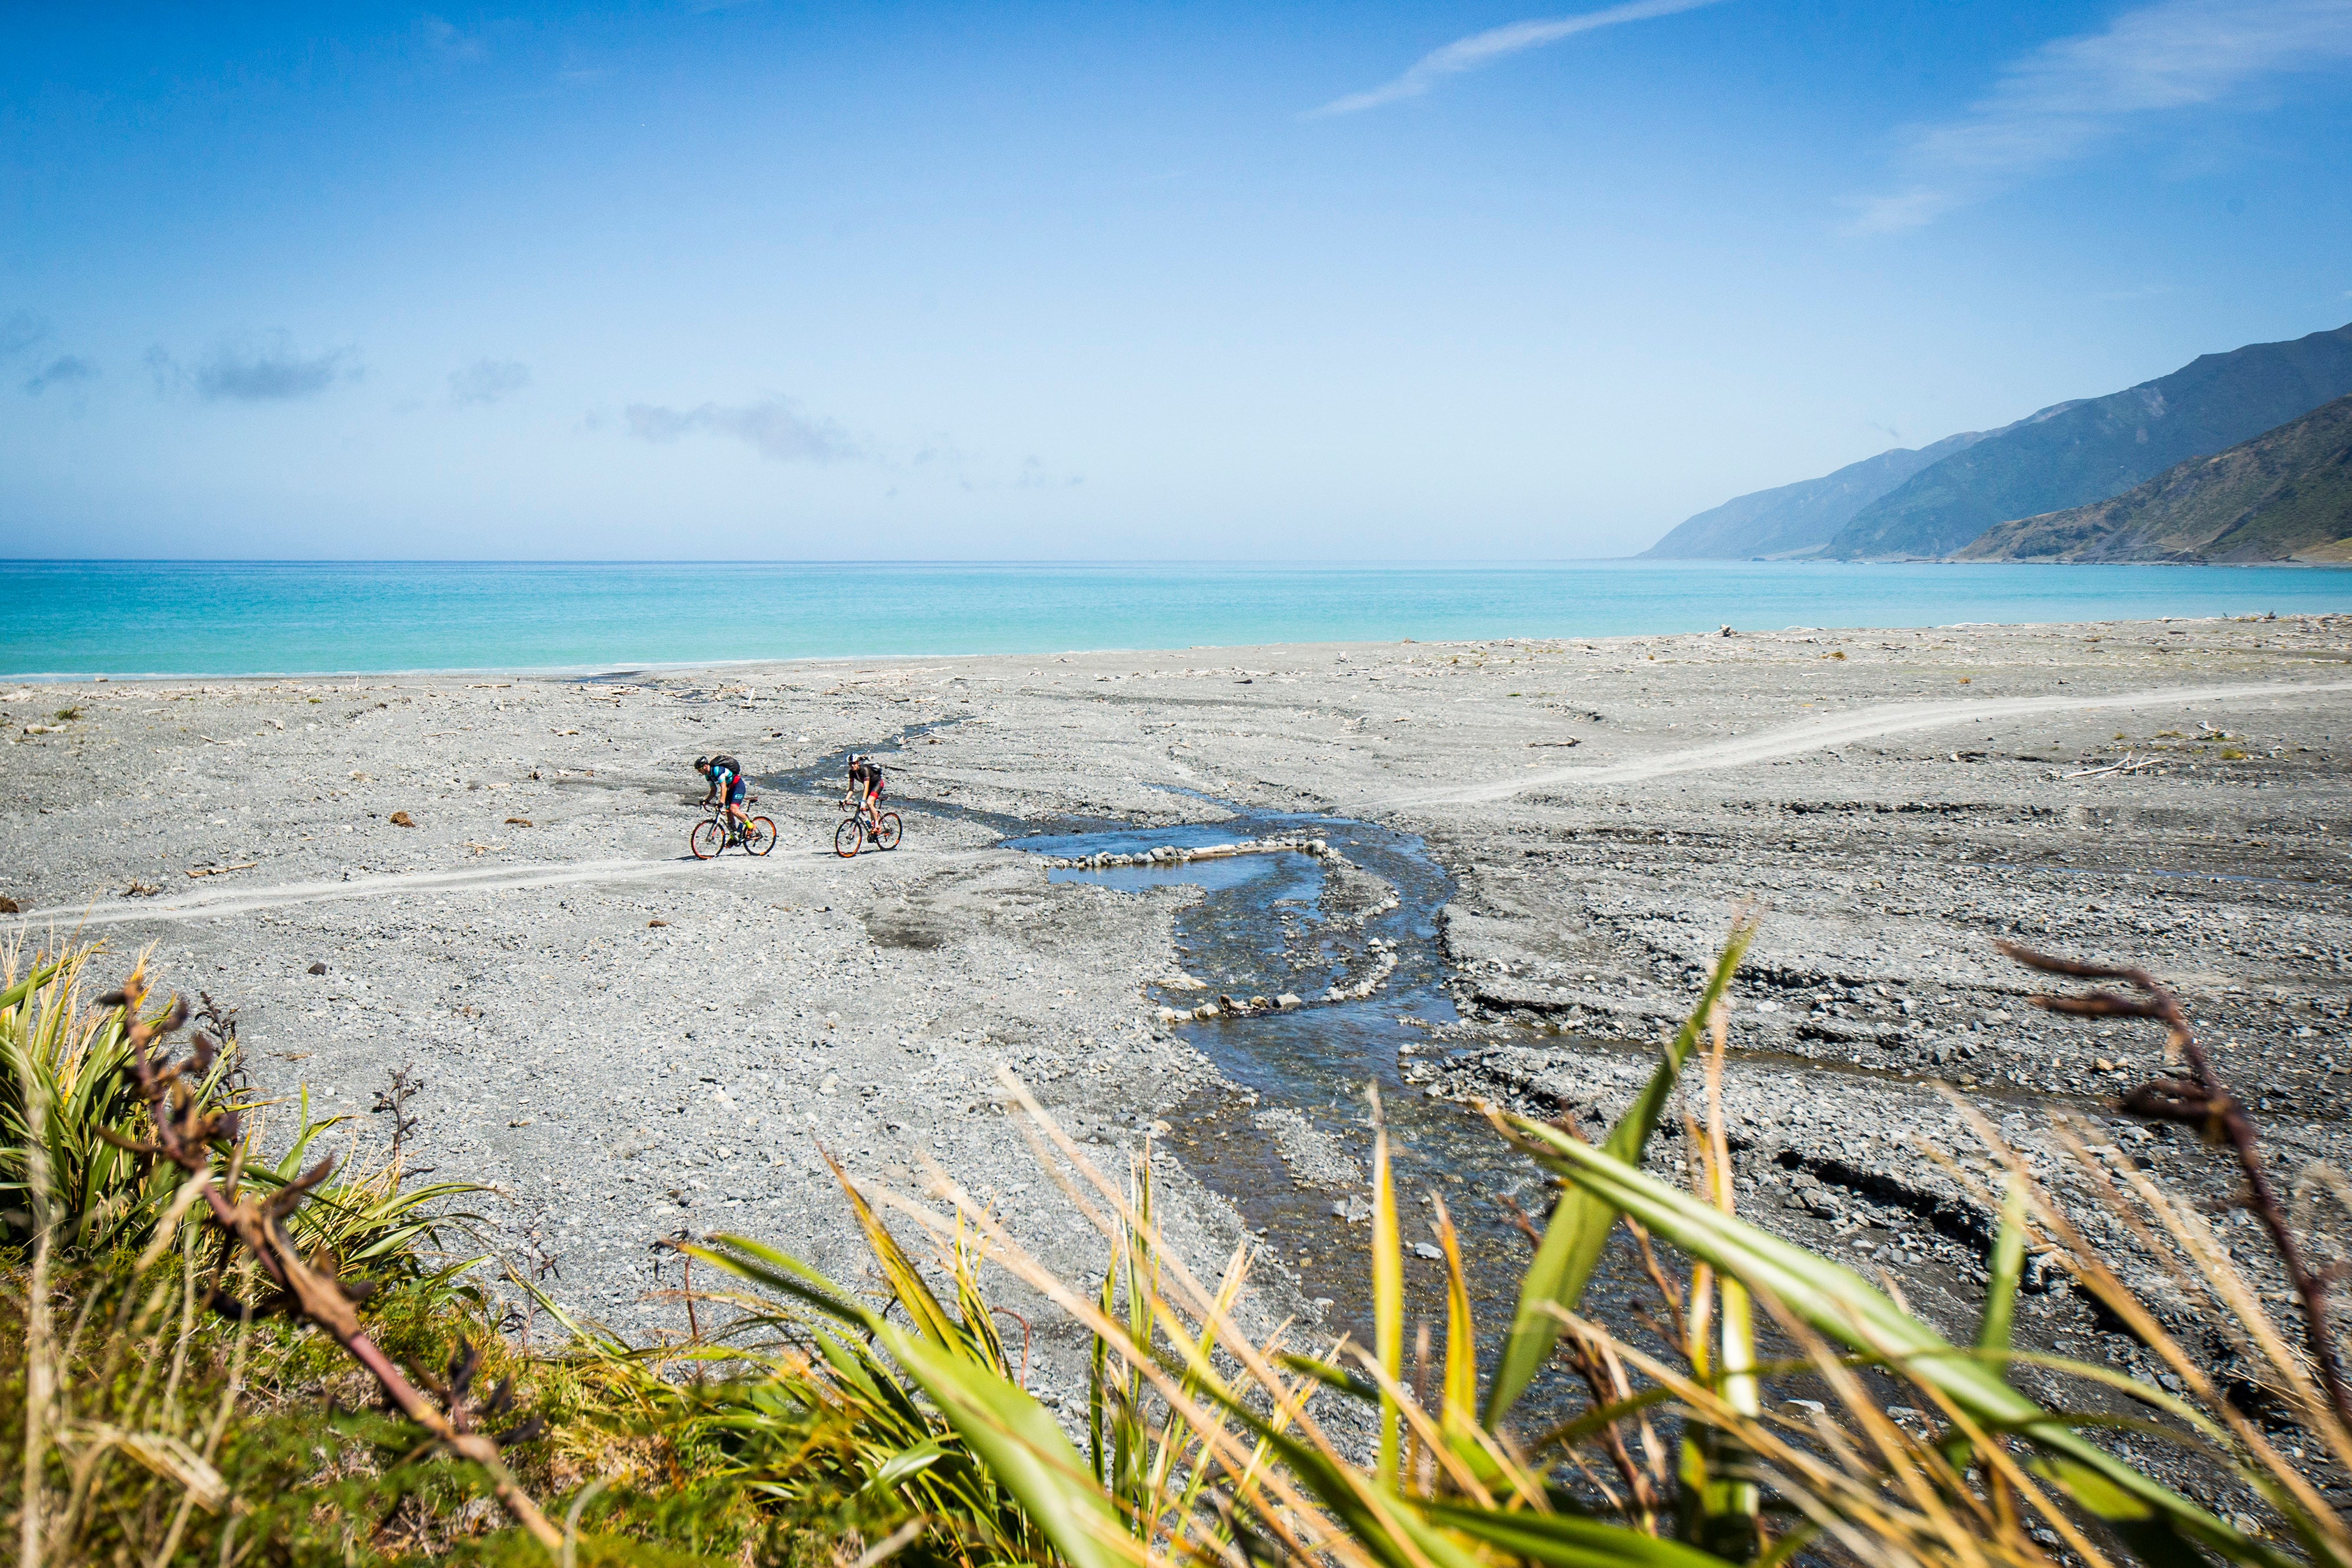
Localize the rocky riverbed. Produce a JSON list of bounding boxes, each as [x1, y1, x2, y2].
[[6, 612, 2352, 1482]]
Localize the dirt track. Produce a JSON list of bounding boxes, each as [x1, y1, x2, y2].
[[1381, 676, 2352, 803], [16, 844, 998, 929]]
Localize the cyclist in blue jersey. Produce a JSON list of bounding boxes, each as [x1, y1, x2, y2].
[[695, 754, 750, 841]]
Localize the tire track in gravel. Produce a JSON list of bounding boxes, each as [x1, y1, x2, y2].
[[1375, 677, 2352, 808], [6, 844, 985, 930], [24, 679, 2350, 927]]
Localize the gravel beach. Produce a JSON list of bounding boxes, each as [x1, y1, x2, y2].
[[8, 611, 2352, 1441]]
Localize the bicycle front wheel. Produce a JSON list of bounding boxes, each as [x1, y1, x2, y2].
[[873, 812, 902, 851], [743, 816, 777, 857], [834, 818, 865, 858], [690, 820, 726, 860]]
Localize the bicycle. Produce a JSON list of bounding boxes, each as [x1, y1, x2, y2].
[[691, 807, 776, 860], [834, 796, 902, 858]]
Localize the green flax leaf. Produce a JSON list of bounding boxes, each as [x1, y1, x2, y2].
[[1509, 1115, 2300, 1568], [868, 1318, 1131, 1568], [1486, 917, 1755, 1425]]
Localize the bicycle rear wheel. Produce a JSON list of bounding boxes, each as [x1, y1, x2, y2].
[[834, 817, 865, 858], [873, 812, 902, 851], [743, 816, 777, 856], [690, 819, 726, 860]]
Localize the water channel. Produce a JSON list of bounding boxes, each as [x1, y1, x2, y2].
[[1007, 798, 1661, 1416], [759, 731, 1648, 1417]]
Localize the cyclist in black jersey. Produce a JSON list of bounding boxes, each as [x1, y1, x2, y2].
[[846, 754, 886, 835]]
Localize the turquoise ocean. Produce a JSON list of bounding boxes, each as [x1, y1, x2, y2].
[[4, 560, 2348, 678]]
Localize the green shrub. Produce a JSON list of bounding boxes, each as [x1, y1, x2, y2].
[[8, 935, 2346, 1568], [683, 924, 2348, 1568], [2, 946, 481, 1276]]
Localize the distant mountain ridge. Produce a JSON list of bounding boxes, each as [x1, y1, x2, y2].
[[1826, 322, 2352, 559], [1639, 430, 1989, 560], [1640, 320, 2352, 561], [1955, 394, 2352, 564]]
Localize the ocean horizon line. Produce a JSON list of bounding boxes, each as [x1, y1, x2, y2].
[[0, 610, 2336, 686], [9, 556, 2347, 570]]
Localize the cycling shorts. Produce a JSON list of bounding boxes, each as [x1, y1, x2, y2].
[[725, 775, 747, 804]]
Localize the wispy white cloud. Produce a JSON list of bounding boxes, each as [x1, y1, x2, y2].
[[420, 14, 487, 62], [623, 396, 856, 463], [145, 332, 360, 402], [23, 356, 96, 396], [0, 310, 48, 359], [1310, 0, 1735, 116], [1852, 0, 2352, 233], [448, 358, 531, 407]]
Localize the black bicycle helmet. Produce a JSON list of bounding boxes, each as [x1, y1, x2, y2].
[[694, 755, 711, 770]]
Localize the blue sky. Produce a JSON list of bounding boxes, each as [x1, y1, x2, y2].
[[2, 1, 2348, 560]]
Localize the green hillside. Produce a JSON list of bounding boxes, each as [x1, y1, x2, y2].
[[1955, 393, 2352, 563], [1826, 321, 2352, 559], [1639, 429, 1986, 559]]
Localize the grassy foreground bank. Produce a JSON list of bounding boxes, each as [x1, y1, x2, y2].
[[5, 933, 2348, 1568]]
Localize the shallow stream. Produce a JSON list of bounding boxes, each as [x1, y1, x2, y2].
[[1007, 800, 1648, 1411], [761, 730, 1644, 1410]]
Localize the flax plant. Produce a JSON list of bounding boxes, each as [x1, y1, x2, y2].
[[0, 945, 209, 1256], [676, 922, 2351, 1568], [1, 944, 482, 1276], [11, 932, 2347, 1568]]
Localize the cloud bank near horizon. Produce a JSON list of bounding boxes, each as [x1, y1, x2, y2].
[[23, 356, 96, 396], [449, 358, 532, 407], [1, 311, 48, 360], [143, 333, 361, 402], [623, 397, 857, 463]]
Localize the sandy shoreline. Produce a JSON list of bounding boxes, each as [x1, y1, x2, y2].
[[7, 612, 2352, 1425]]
